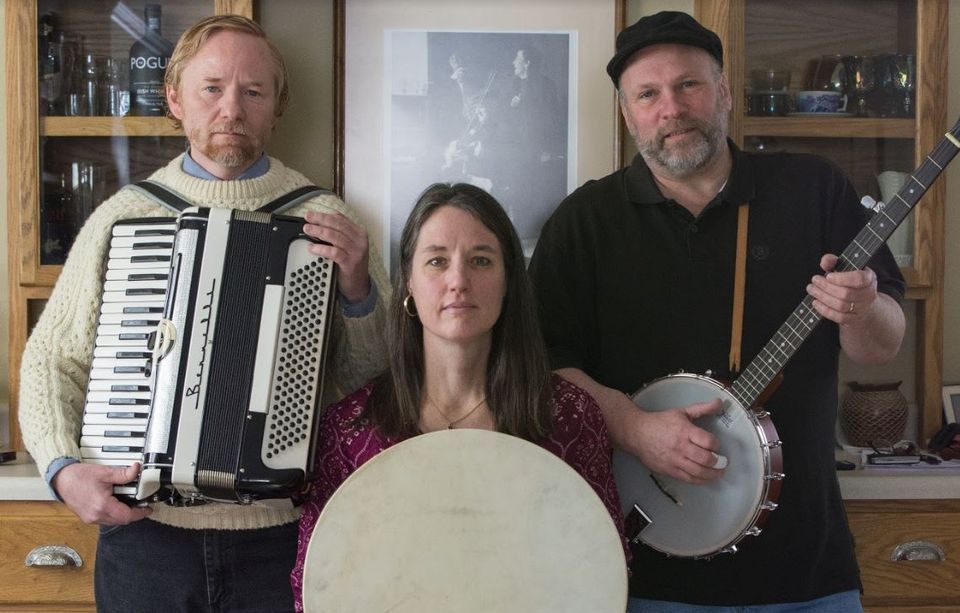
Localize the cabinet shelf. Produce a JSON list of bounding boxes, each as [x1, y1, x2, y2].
[[42, 116, 183, 137], [744, 117, 915, 139]]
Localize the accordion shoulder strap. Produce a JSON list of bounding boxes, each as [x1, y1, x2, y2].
[[125, 180, 334, 215], [126, 180, 194, 213], [257, 185, 334, 214]]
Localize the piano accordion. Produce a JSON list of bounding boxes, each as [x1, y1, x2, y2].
[[79, 207, 337, 504]]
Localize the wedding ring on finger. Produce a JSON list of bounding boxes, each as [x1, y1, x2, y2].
[[848, 301, 856, 314]]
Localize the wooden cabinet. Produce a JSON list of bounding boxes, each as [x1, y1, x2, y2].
[[3, 2, 254, 608], [691, 3, 952, 610], [846, 499, 960, 611], [0, 501, 98, 611], [695, 0, 947, 443], [4, 0, 253, 453]]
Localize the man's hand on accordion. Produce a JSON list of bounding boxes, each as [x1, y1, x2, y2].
[[302, 210, 372, 304], [52, 462, 153, 525]]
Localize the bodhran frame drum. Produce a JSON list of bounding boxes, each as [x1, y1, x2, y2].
[[302, 429, 627, 612]]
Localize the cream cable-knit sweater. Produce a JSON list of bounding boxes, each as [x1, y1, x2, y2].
[[19, 154, 390, 530]]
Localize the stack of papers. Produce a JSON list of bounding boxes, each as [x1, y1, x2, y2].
[[860, 450, 960, 469]]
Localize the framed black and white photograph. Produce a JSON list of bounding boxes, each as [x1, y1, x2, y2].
[[336, 0, 622, 272], [943, 385, 960, 424]]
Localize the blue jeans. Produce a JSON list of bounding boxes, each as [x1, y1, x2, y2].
[[95, 518, 298, 613], [627, 590, 863, 613]]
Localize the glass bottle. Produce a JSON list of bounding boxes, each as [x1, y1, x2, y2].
[[38, 13, 61, 115], [129, 4, 173, 116], [81, 53, 100, 116], [104, 57, 128, 117]]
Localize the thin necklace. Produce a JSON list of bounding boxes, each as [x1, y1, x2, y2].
[[428, 395, 486, 429]]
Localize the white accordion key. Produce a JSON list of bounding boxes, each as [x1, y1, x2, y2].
[[111, 222, 176, 237], [80, 447, 142, 460], [79, 436, 146, 449]]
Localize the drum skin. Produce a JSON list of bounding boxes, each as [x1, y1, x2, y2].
[[302, 429, 627, 613], [613, 373, 782, 558]]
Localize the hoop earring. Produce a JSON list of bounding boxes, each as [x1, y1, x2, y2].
[[403, 295, 418, 318]]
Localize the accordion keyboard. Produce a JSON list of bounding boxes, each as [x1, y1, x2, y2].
[[79, 218, 176, 499]]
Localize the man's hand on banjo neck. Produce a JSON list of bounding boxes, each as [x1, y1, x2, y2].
[[557, 368, 726, 484]]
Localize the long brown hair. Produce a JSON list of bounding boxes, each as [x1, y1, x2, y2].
[[364, 183, 552, 441]]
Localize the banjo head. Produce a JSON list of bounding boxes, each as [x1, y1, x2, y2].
[[303, 429, 627, 612], [613, 373, 781, 558]]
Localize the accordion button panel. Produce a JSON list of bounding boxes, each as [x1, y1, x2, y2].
[[260, 238, 336, 472]]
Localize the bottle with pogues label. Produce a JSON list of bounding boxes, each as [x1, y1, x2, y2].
[[128, 4, 172, 116]]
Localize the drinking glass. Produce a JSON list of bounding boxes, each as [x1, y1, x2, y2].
[[842, 55, 875, 117], [890, 53, 916, 117]]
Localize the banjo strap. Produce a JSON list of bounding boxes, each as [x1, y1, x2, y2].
[[729, 202, 749, 375]]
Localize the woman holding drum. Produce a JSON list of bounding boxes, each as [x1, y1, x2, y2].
[[290, 183, 628, 612]]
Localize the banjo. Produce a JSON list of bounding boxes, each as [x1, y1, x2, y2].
[[614, 116, 960, 559]]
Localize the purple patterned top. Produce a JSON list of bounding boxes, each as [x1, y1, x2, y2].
[[290, 374, 626, 610]]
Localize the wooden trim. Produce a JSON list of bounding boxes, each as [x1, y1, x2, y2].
[[7, 286, 26, 452], [915, 0, 947, 444], [6, 0, 37, 451], [743, 117, 914, 139], [42, 117, 182, 137], [7, 0, 40, 287], [612, 0, 626, 169], [696, 0, 744, 146], [214, 0, 254, 18], [333, 0, 345, 197], [912, 0, 948, 291], [846, 499, 960, 514]]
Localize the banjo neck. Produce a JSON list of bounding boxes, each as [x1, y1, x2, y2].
[[730, 117, 960, 410]]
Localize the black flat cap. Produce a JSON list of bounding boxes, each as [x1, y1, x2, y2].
[[607, 11, 723, 87]]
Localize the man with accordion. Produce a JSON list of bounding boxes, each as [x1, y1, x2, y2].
[[18, 14, 388, 613]]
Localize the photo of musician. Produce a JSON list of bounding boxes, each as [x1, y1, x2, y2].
[[290, 182, 626, 611], [528, 11, 905, 613], [17, 15, 388, 613], [388, 31, 571, 269], [500, 45, 566, 245], [439, 52, 497, 191]]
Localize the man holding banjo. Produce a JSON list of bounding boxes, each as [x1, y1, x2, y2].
[[529, 11, 905, 612]]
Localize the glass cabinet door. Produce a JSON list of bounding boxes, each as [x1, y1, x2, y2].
[[32, 1, 219, 271], [696, 0, 947, 444], [5, 0, 254, 451], [742, 0, 921, 280]]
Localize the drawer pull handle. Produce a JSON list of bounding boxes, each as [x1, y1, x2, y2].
[[24, 545, 84, 568], [891, 540, 946, 562]]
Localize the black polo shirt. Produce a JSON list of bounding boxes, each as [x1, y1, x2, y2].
[[529, 142, 905, 605]]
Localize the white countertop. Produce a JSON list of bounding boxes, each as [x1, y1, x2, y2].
[[838, 465, 960, 499], [0, 454, 56, 501], [834, 447, 960, 499]]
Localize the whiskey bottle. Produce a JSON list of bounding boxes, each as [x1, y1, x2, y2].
[[128, 4, 173, 116]]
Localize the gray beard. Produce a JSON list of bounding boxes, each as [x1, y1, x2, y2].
[[635, 110, 729, 176]]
